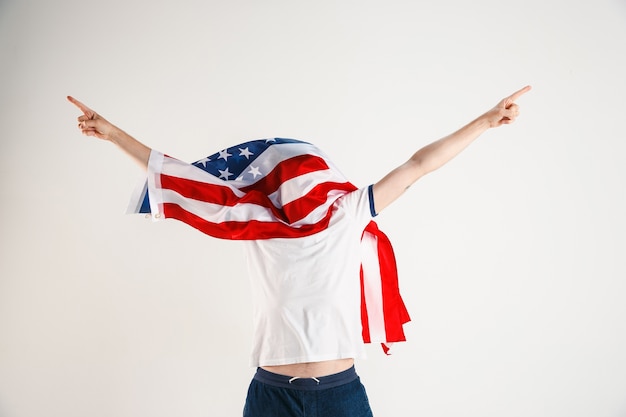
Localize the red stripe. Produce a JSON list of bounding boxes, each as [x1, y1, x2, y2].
[[368, 223, 410, 342], [161, 175, 243, 206], [282, 181, 355, 222], [239, 154, 331, 195], [162, 203, 335, 240], [360, 266, 371, 343]]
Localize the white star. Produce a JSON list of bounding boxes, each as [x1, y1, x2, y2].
[[239, 147, 254, 159], [248, 166, 262, 179], [265, 138, 276, 143], [218, 167, 234, 180], [218, 149, 232, 161], [196, 157, 211, 168]]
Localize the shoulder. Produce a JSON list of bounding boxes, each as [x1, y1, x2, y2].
[[335, 185, 377, 218]]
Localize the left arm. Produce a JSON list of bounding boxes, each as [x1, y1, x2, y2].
[[67, 96, 152, 169], [372, 85, 531, 213]]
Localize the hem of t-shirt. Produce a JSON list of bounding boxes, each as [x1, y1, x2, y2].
[[367, 184, 378, 217], [251, 351, 367, 368]]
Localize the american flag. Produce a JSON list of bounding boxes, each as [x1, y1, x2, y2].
[[131, 138, 410, 351]]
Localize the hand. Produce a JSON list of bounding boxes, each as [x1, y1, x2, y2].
[[67, 96, 118, 141], [483, 85, 532, 128]]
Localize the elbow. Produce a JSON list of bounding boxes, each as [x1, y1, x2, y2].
[[407, 156, 429, 183]]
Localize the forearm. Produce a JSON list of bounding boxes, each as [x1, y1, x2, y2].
[[373, 114, 490, 212], [108, 127, 151, 170], [408, 114, 490, 180]]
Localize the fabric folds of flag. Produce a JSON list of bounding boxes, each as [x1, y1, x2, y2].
[[127, 138, 410, 352]]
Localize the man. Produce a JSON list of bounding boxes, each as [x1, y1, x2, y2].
[[68, 85, 531, 416]]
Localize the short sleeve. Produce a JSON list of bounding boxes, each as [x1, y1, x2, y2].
[[126, 150, 166, 218], [331, 185, 377, 232]]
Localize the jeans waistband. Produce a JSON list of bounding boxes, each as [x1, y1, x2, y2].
[[253, 365, 358, 391]]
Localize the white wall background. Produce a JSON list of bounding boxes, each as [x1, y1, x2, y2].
[[1, 0, 625, 416]]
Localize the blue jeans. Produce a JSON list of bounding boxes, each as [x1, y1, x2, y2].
[[243, 366, 374, 417]]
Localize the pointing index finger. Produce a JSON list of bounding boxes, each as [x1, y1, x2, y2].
[[507, 85, 532, 103], [67, 96, 95, 117]]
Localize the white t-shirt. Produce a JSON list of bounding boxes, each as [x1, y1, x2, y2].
[[127, 147, 407, 366], [244, 186, 376, 367]]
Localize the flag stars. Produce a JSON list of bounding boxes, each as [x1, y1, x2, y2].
[[196, 157, 211, 168], [219, 167, 234, 180], [239, 147, 254, 159], [218, 149, 232, 161], [248, 166, 262, 179]]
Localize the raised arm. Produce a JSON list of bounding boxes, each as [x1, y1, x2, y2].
[[372, 85, 531, 213], [68, 96, 151, 169]]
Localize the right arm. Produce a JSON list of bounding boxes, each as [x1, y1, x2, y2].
[[371, 85, 531, 214], [67, 96, 151, 169]]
